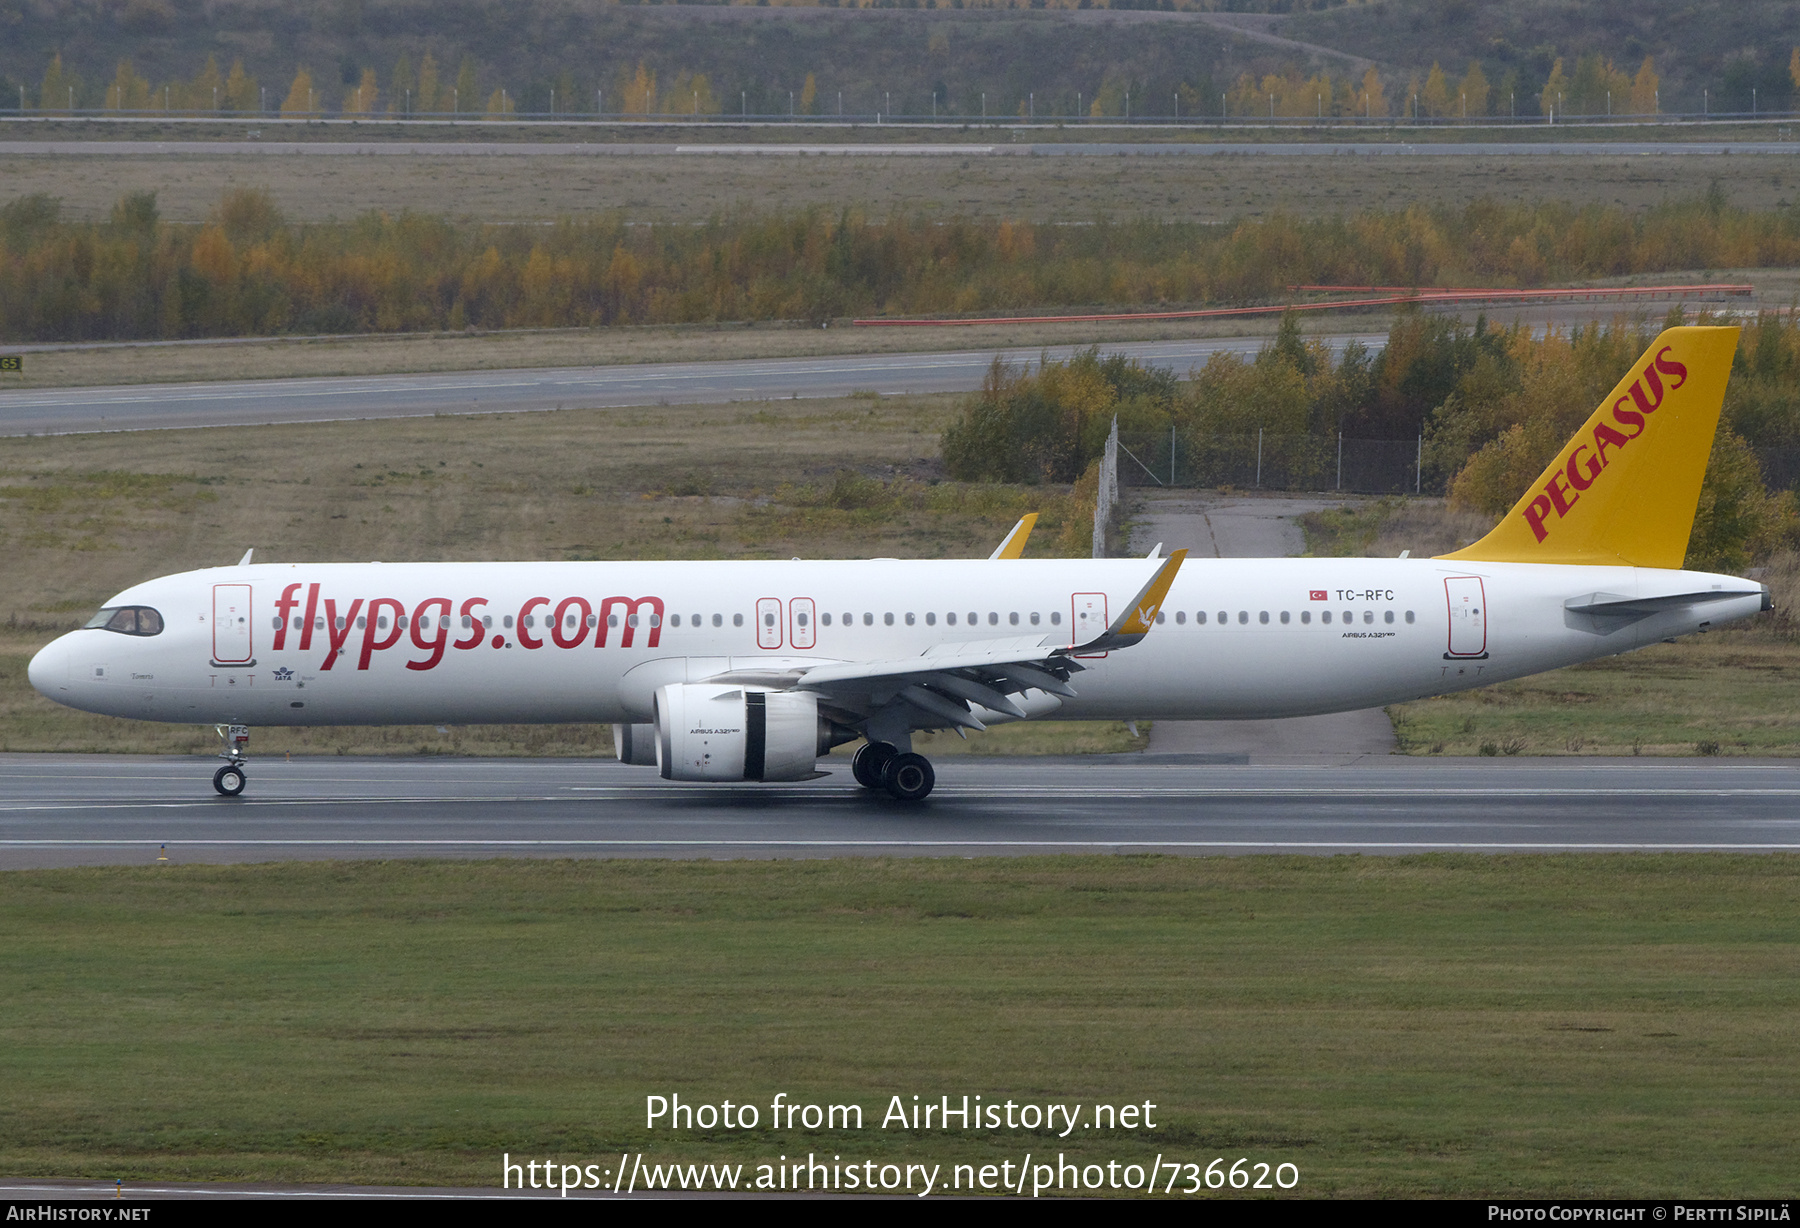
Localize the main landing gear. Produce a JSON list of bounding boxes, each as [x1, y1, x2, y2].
[[212, 724, 249, 796], [852, 741, 936, 802]]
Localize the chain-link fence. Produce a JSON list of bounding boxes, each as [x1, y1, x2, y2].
[[1114, 435, 1800, 498], [1117, 432, 1426, 495]]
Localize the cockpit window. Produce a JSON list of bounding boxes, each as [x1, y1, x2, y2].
[[85, 606, 164, 636]]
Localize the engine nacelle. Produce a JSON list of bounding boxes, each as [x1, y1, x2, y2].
[[654, 684, 852, 782], [613, 722, 658, 766]]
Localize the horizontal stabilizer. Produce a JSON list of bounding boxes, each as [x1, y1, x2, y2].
[[1565, 588, 1766, 618]]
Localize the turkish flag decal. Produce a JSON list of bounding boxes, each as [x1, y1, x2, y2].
[[1309, 590, 1328, 601]]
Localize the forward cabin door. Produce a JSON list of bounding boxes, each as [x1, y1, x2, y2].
[[1072, 592, 1108, 658], [755, 597, 783, 650], [212, 584, 253, 663], [1444, 576, 1488, 658]]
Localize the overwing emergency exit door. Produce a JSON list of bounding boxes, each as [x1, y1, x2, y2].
[[1444, 576, 1488, 659], [755, 597, 783, 649], [1072, 592, 1108, 657]]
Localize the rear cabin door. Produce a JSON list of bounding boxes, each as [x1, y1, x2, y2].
[[212, 584, 253, 663], [755, 597, 784, 650], [1444, 576, 1488, 658], [1072, 592, 1108, 657]]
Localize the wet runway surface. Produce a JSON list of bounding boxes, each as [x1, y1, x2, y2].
[[3, 753, 1798, 868]]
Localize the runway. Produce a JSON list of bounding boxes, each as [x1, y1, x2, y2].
[[0, 335, 1381, 435], [5, 139, 1800, 157], [4, 753, 1798, 868]]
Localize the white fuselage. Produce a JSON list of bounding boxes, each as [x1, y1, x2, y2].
[[27, 557, 1764, 727]]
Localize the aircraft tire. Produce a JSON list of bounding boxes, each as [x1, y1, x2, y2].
[[213, 765, 246, 796], [852, 742, 896, 790], [882, 753, 935, 802]]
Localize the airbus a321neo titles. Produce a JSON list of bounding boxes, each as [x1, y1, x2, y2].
[[29, 327, 1770, 801]]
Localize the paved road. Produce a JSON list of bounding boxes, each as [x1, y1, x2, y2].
[[3, 754, 1796, 868], [1129, 493, 1398, 758], [0, 336, 1383, 436], [5, 140, 1799, 157]]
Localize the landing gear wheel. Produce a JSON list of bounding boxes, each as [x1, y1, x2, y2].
[[881, 752, 935, 802], [213, 765, 246, 796], [852, 742, 897, 790]]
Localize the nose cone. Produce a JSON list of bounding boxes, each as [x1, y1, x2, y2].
[[27, 634, 71, 699]]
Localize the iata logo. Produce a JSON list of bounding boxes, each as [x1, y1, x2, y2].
[[1521, 346, 1688, 544]]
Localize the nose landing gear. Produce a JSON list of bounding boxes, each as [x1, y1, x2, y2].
[[213, 724, 249, 796]]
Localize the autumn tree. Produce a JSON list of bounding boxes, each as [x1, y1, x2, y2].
[[345, 67, 378, 115], [1540, 58, 1568, 118], [390, 54, 414, 115], [280, 67, 314, 116], [455, 56, 479, 116], [1352, 66, 1386, 118], [621, 63, 656, 115], [1422, 62, 1451, 118], [800, 72, 818, 115], [108, 60, 151, 111], [223, 60, 258, 113], [1459, 60, 1489, 118], [416, 53, 440, 114], [485, 86, 513, 117], [41, 52, 79, 113]]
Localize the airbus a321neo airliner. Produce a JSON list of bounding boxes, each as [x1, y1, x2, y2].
[[29, 326, 1769, 801]]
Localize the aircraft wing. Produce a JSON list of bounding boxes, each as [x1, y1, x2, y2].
[[782, 551, 1187, 731]]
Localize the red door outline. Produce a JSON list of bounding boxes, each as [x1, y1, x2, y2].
[[1072, 592, 1108, 658], [1444, 576, 1488, 657], [789, 598, 816, 650], [755, 597, 783, 649]]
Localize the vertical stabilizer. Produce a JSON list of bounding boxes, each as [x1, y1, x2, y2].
[[1440, 326, 1740, 569]]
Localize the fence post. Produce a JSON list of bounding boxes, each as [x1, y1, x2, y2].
[[1336, 432, 1342, 491], [1416, 434, 1423, 495], [1171, 423, 1176, 486], [1093, 416, 1119, 559], [1255, 428, 1263, 489]]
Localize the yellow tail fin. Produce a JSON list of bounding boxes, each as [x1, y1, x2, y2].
[[1440, 325, 1741, 569]]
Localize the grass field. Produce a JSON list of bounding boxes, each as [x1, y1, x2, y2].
[[5, 148, 1798, 226], [2, 855, 1795, 1195]]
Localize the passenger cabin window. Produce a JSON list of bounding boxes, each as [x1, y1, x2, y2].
[[1301, 611, 1311, 625], [88, 606, 164, 637], [1405, 610, 1416, 624], [732, 614, 743, 627], [1196, 611, 1207, 625], [1050, 612, 1061, 625]]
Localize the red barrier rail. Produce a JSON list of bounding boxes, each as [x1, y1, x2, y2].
[[852, 283, 1755, 327]]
